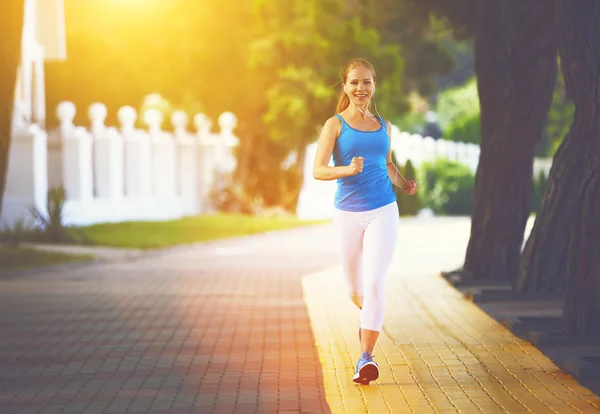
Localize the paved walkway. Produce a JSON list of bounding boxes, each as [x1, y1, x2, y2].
[[0, 218, 599, 413]]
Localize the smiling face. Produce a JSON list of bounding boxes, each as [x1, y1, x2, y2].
[[344, 65, 376, 107]]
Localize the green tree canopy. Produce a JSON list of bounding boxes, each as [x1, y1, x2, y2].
[[45, 0, 471, 210]]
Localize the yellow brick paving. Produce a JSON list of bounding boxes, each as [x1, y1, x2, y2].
[[302, 218, 600, 413], [303, 265, 600, 413]]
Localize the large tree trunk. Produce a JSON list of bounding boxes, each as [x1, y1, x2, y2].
[[554, 0, 600, 336], [517, 0, 600, 299], [463, 0, 557, 282], [0, 1, 26, 220], [514, 95, 584, 295]]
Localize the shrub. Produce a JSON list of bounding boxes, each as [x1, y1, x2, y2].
[[0, 218, 29, 246], [419, 158, 474, 216], [395, 159, 420, 216], [209, 182, 259, 215], [30, 187, 84, 243], [436, 77, 479, 129], [445, 112, 481, 144]]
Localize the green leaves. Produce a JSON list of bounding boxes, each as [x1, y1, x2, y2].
[[419, 158, 474, 215], [44, 0, 475, 211]]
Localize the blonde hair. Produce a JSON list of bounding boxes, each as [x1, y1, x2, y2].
[[335, 58, 377, 114]]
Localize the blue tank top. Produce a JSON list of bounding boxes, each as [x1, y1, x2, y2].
[[332, 114, 397, 212]]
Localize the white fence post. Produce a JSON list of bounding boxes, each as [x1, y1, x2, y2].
[[216, 112, 239, 177], [144, 109, 176, 197], [172, 110, 198, 214], [58, 101, 93, 201], [195, 113, 216, 211], [118, 106, 152, 198], [89, 103, 124, 199]]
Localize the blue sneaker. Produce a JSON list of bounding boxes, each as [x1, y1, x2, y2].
[[352, 352, 379, 384]]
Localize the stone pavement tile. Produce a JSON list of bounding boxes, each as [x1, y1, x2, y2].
[[303, 259, 600, 413], [0, 224, 337, 414]]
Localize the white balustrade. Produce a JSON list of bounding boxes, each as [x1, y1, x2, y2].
[[1, 100, 241, 227]]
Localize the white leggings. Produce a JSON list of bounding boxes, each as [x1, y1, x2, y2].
[[333, 201, 399, 332]]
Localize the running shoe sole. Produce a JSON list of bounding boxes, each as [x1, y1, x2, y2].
[[352, 361, 379, 384]]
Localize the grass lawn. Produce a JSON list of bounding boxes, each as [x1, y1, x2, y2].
[[76, 213, 328, 249], [0, 246, 93, 272]]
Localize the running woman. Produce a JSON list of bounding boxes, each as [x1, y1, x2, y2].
[[312, 58, 418, 385]]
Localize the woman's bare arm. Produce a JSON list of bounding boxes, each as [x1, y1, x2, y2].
[[313, 117, 362, 180]]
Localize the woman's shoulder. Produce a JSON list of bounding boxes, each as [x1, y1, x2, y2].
[[323, 115, 344, 134], [326, 114, 344, 126]]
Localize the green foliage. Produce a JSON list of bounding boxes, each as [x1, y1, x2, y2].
[[30, 188, 84, 244], [396, 111, 427, 133], [244, 0, 407, 209], [418, 158, 474, 215], [531, 170, 548, 213], [211, 158, 303, 216], [76, 213, 325, 249], [0, 218, 29, 246], [393, 159, 420, 216], [361, 1, 463, 97], [543, 65, 574, 156], [210, 183, 259, 215], [44, 0, 475, 211], [435, 37, 475, 91], [404, 0, 479, 41], [436, 76, 480, 132], [445, 111, 481, 144]]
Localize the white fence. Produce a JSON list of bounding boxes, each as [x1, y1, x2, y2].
[[296, 125, 553, 220], [1, 101, 239, 228], [2, 104, 554, 226]]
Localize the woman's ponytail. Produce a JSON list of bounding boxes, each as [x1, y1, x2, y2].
[[335, 91, 350, 114]]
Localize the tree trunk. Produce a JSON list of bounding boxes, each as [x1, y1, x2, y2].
[[0, 1, 26, 220], [554, 0, 600, 336], [514, 101, 585, 295], [463, 0, 557, 282]]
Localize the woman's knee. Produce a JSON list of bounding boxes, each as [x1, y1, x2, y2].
[[364, 279, 385, 301]]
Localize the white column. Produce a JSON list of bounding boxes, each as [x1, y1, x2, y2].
[[32, 44, 46, 127], [19, 0, 36, 126], [2, 125, 49, 227]]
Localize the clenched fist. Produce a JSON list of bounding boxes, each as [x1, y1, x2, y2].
[[348, 156, 364, 176], [402, 179, 418, 195]]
